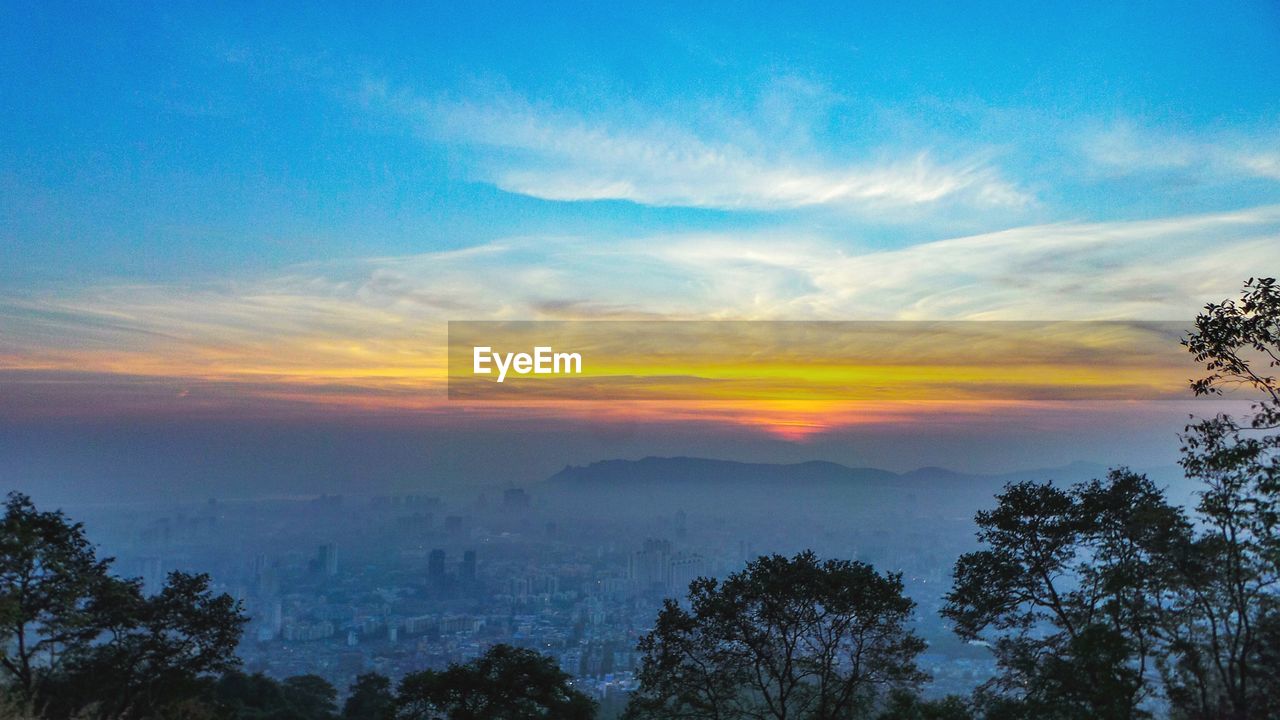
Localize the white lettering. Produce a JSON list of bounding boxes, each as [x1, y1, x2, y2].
[[496, 351, 514, 382], [554, 351, 581, 373], [474, 346, 583, 382]]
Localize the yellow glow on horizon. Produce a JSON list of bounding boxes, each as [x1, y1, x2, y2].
[[1, 320, 1202, 439]]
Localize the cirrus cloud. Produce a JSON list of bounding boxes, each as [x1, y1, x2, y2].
[[2, 204, 1278, 377], [368, 82, 1033, 213]]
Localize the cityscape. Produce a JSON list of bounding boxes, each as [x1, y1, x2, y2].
[[71, 459, 1041, 715], [4, 2, 1280, 718]]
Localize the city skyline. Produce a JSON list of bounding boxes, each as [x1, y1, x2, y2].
[[5, 5, 1280, 717]]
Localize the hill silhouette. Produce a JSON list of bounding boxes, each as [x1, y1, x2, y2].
[[540, 456, 1126, 520]]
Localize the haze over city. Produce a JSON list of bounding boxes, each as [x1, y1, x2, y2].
[[3, 3, 1280, 718]]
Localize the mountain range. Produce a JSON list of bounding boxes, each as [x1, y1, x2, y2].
[[538, 456, 1182, 520]]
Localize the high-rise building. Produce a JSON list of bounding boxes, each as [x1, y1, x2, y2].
[[668, 553, 707, 596], [267, 598, 283, 637], [428, 548, 446, 581], [627, 539, 706, 596], [444, 515, 464, 536], [253, 554, 280, 597], [316, 543, 338, 576], [502, 488, 530, 509], [138, 556, 163, 594], [460, 549, 477, 582], [628, 539, 672, 593]]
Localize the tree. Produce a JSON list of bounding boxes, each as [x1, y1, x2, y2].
[[0, 493, 246, 718], [943, 278, 1280, 720], [344, 673, 395, 720], [625, 551, 926, 720], [942, 471, 1188, 719], [42, 571, 246, 718], [0, 492, 115, 700], [282, 675, 340, 720], [395, 644, 595, 720], [875, 690, 972, 720], [1163, 277, 1280, 719], [209, 670, 339, 720]]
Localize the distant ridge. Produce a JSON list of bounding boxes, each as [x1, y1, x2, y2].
[[546, 455, 1110, 487], [539, 456, 1120, 519], [548, 456, 898, 486]]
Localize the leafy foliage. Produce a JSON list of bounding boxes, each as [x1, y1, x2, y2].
[[342, 673, 395, 720], [0, 493, 116, 700], [875, 690, 972, 720], [395, 644, 595, 720], [0, 492, 247, 719], [1166, 277, 1280, 719], [943, 470, 1186, 719], [625, 551, 926, 720], [208, 671, 339, 720], [945, 278, 1280, 720]]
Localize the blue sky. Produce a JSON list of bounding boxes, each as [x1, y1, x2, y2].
[[3, 2, 1280, 495], [3, 0, 1279, 286]]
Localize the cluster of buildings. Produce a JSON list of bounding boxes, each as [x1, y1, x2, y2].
[[92, 486, 991, 713]]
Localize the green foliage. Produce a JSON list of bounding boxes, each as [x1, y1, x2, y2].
[[625, 551, 926, 720], [944, 470, 1186, 719], [945, 278, 1280, 720], [0, 492, 247, 719], [875, 690, 972, 720], [208, 671, 339, 720], [1165, 276, 1280, 719], [1184, 276, 1280, 407], [46, 571, 246, 718], [342, 673, 395, 720], [396, 644, 595, 720], [0, 492, 115, 700], [0, 694, 38, 720]]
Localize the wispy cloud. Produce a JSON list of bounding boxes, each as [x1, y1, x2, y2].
[[370, 83, 1032, 213], [1081, 122, 1280, 182], [3, 204, 1277, 427], [4, 205, 1277, 379]]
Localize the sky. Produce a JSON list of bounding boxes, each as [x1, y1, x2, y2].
[[2, 1, 1280, 500]]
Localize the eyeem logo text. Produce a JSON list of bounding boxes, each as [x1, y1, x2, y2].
[[472, 346, 583, 383]]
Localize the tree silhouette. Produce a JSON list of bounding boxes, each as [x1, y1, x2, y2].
[[944, 278, 1280, 720], [625, 551, 926, 720], [395, 643, 595, 720], [875, 689, 972, 720], [343, 673, 395, 720], [46, 570, 246, 718], [209, 670, 339, 719], [0, 492, 246, 718], [1165, 277, 1280, 719], [0, 492, 115, 700], [943, 470, 1187, 719]]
